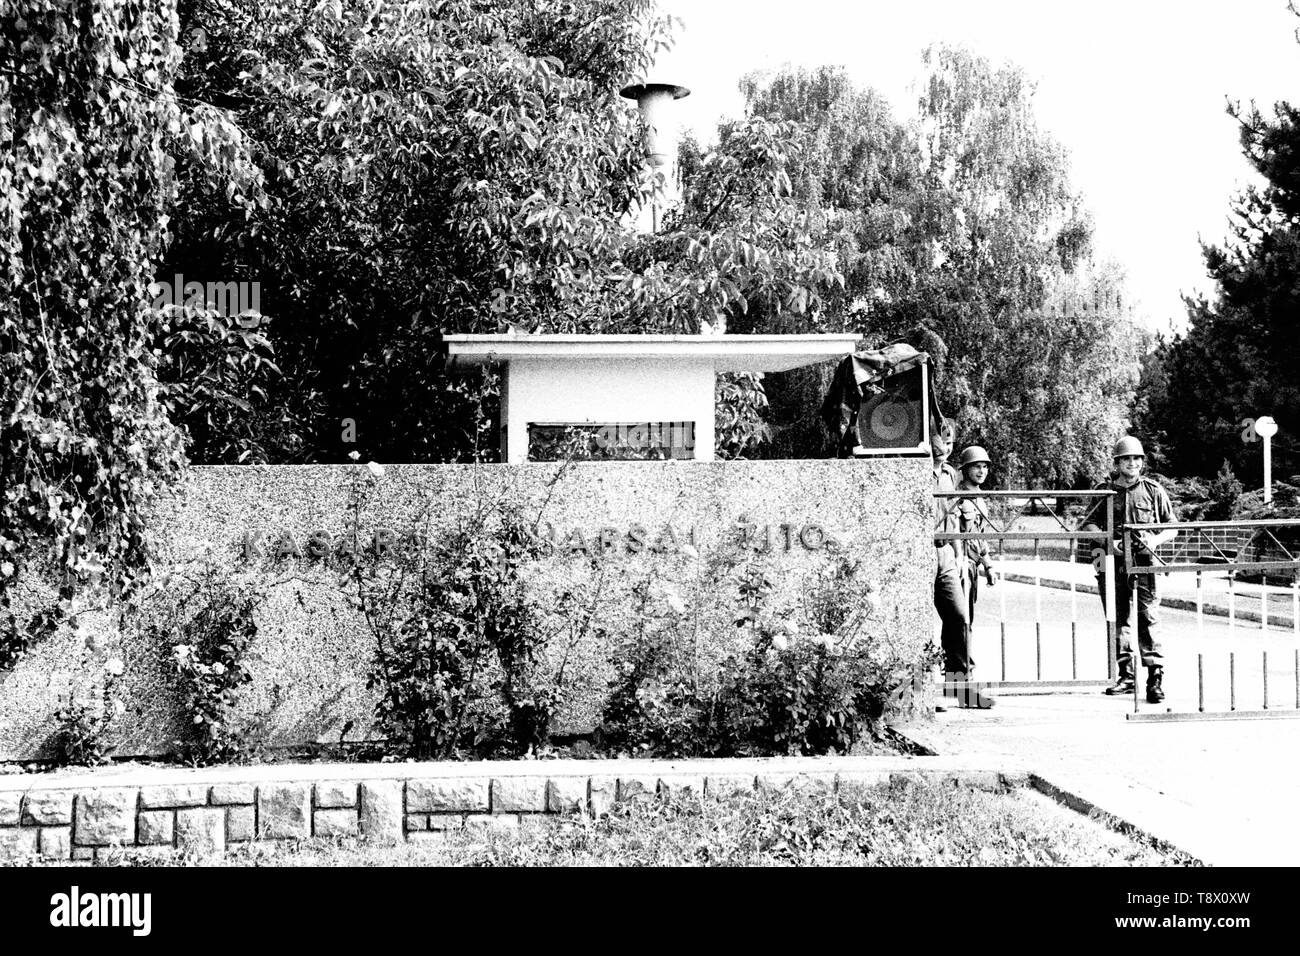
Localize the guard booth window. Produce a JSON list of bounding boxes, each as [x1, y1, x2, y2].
[[527, 422, 696, 461]]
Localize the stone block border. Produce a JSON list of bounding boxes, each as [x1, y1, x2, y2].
[[0, 756, 1025, 862]]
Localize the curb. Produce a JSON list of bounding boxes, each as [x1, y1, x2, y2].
[[1026, 772, 1206, 865], [1002, 573, 1296, 630], [891, 724, 1207, 865]]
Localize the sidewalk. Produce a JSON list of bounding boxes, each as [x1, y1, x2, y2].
[[903, 694, 1300, 866], [998, 559, 1300, 630]]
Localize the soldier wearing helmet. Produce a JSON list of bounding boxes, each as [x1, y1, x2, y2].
[[932, 425, 994, 708], [1080, 436, 1179, 702], [932, 423, 969, 673], [956, 445, 997, 629]]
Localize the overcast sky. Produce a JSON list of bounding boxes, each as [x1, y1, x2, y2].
[[649, 0, 1299, 332]]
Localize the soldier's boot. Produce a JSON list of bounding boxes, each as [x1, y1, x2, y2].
[[1146, 665, 1165, 704], [1104, 662, 1135, 696], [960, 686, 997, 710], [954, 672, 996, 709]]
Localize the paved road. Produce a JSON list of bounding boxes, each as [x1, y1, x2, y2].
[[945, 580, 1300, 713], [930, 694, 1300, 865], [926, 573, 1300, 865]]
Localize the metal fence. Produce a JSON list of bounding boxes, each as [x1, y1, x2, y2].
[[932, 498, 1300, 720], [1121, 518, 1300, 722], [933, 489, 1121, 693]]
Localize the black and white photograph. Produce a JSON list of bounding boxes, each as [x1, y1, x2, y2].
[[1, 0, 1295, 926]]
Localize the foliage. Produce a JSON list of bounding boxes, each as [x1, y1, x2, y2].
[[1157, 463, 1242, 522], [157, 567, 260, 765], [1141, 8, 1300, 482], [714, 373, 772, 460], [735, 58, 1141, 481], [0, 0, 262, 666], [708, 634, 903, 757], [601, 556, 911, 758], [1205, 462, 1245, 520], [1126, 330, 1172, 473], [159, 0, 843, 463], [153, 304, 281, 464], [48, 655, 126, 767], [351, 474, 554, 758], [601, 577, 705, 758], [444, 782, 1182, 867]]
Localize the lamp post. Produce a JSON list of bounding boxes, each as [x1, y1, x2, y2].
[[1255, 415, 1278, 505], [619, 82, 690, 235]]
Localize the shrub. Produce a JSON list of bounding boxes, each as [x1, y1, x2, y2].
[[1205, 461, 1243, 520], [602, 580, 706, 757], [1163, 462, 1244, 521], [362, 504, 553, 759], [710, 629, 908, 757], [48, 656, 126, 767], [155, 567, 260, 765], [602, 556, 912, 757]]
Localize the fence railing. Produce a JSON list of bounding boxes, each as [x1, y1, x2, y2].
[[932, 499, 1300, 720], [1121, 519, 1300, 722], [934, 490, 1120, 690]]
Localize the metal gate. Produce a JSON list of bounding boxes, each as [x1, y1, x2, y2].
[[1120, 518, 1300, 722], [933, 489, 1123, 696], [933, 493, 1300, 718]]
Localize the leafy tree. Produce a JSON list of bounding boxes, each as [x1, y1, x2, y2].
[[739, 65, 927, 331], [729, 66, 925, 457], [1145, 37, 1300, 484], [0, 0, 259, 663], [904, 47, 1138, 486], [1127, 329, 1172, 472], [734, 54, 1141, 481], [164, 0, 842, 462]]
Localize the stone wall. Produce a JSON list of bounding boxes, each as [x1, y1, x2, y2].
[[0, 459, 933, 760], [0, 757, 1016, 862]]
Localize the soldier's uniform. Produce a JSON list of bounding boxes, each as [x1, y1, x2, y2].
[[1081, 467, 1176, 695], [934, 459, 972, 677], [956, 476, 993, 626]]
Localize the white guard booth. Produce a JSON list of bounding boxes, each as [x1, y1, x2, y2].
[[443, 334, 860, 463]]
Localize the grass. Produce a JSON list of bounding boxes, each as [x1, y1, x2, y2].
[[60, 778, 1193, 867]]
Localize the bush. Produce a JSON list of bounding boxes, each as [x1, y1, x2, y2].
[[1205, 461, 1244, 520], [363, 504, 554, 759], [48, 656, 126, 767], [155, 567, 260, 765], [710, 629, 907, 757], [602, 556, 912, 758], [602, 579, 706, 758], [1163, 462, 1243, 521]]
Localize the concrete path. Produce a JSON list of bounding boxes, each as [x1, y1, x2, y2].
[[910, 692, 1300, 866]]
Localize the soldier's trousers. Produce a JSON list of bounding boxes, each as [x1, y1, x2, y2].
[[935, 561, 973, 676], [1096, 554, 1164, 670], [966, 570, 981, 626]]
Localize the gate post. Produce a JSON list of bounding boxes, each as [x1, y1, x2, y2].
[[1104, 497, 1118, 681]]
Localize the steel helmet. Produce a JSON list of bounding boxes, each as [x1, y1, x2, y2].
[[958, 445, 992, 468], [1112, 436, 1145, 459]]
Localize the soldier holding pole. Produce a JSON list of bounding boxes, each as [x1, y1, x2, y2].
[[1080, 437, 1179, 703]]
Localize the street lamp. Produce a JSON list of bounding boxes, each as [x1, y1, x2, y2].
[[619, 82, 690, 235], [1255, 415, 1278, 505]]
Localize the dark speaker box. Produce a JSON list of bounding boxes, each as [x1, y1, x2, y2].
[[853, 363, 930, 456]]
